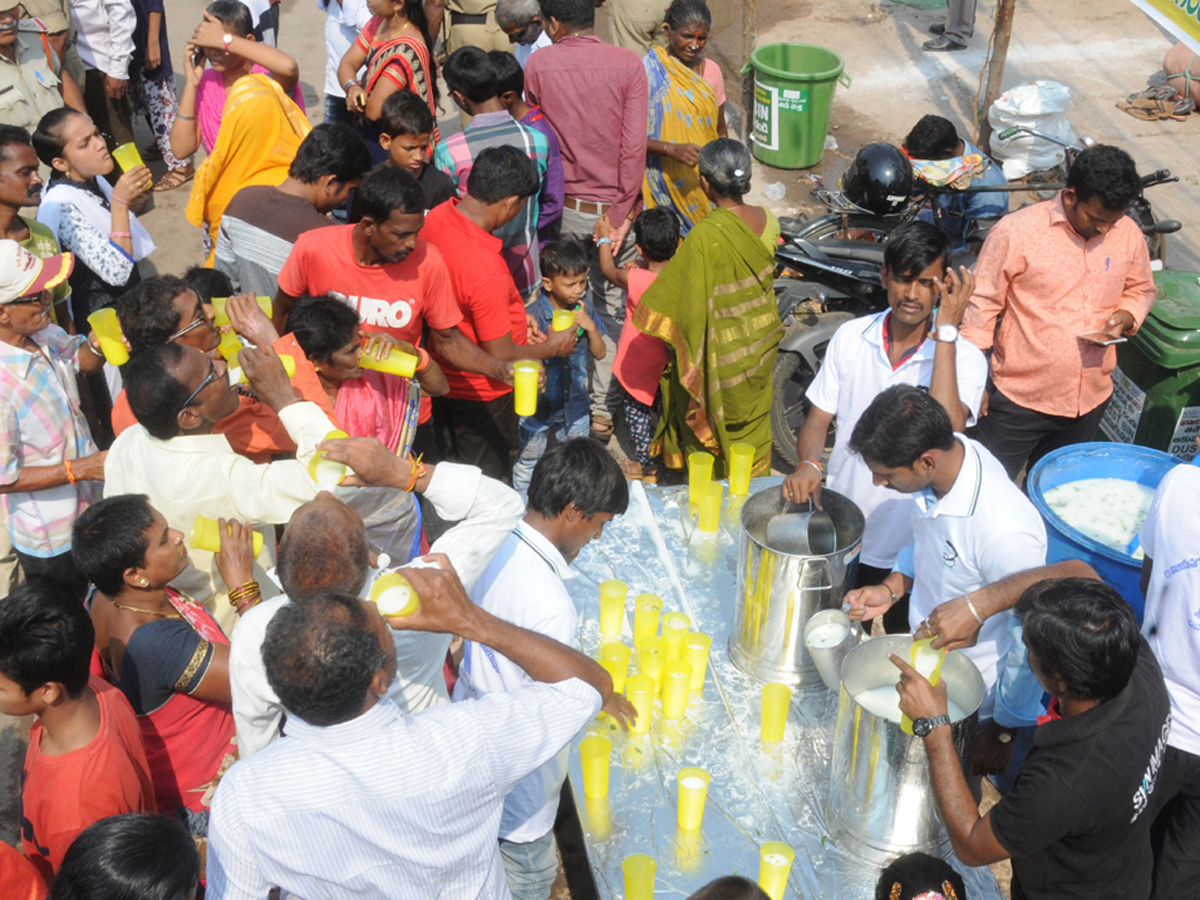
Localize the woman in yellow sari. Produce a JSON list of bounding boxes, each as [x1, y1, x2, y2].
[[184, 62, 310, 264], [643, 0, 728, 235]]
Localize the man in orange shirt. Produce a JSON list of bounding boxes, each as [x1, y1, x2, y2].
[[1, 584, 155, 883], [960, 145, 1156, 479]]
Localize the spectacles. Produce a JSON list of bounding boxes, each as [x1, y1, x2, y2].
[[167, 310, 208, 342], [2, 295, 47, 306], [178, 362, 220, 413]]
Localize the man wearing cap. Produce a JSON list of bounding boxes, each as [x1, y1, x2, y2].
[[0, 241, 105, 598], [0, 1, 83, 130]]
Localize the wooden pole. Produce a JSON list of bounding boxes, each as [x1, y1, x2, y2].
[[976, 0, 1017, 151], [741, 0, 758, 141]]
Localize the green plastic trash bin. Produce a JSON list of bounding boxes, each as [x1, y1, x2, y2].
[[746, 44, 849, 170], [1099, 269, 1200, 461]]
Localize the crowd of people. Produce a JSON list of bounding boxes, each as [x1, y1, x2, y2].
[[0, 0, 1195, 899]]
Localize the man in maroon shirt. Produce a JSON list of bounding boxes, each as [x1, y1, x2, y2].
[[524, 0, 648, 437], [422, 145, 576, 483]]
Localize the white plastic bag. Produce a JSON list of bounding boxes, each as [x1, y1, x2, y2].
[[987, 80, 1077, 180]]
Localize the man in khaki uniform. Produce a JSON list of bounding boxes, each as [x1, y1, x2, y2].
[[18, 0, 83, 85], [607, 0, 666, 56], [0, 3, 81, 130], [444, 0, 516, 54]]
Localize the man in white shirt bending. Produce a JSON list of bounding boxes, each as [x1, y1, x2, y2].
[[230, 438, 524, 757], [207, 558, 618, 900], [453, 437, 634, 900], [782, 221, 987, 631], [843, 384, 1047, 769]]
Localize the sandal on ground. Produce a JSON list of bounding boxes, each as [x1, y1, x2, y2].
[[590, 414, 614, 437], [621, 459, 661, 483], [1127, 84, 1178, 103], [1116, 98, 1174, 121], [153, 164, 194, 192]]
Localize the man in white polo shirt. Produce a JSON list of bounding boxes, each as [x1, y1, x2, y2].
[[782, 221, 987, 628], [843, 384, 1047, 762], [1138, 447, 1200, 898], [452, 438, 633, 900]]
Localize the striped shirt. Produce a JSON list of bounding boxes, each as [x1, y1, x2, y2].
[[207, 679, 600, 900], [433, 111, 548, 295], [0, 324, 100, 556]]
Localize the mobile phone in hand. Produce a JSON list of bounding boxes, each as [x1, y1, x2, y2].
[[1078, 331, 1127, 347]]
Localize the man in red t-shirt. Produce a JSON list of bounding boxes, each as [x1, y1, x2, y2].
[[274, 165, 513, 445], [0, 586, 155, 883], [422, 146, 577, 482]]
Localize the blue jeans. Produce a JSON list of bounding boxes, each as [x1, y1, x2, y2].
[[323, 95, 355, 127], [499, 831, 559, 900], [512, 415, 590, 498]]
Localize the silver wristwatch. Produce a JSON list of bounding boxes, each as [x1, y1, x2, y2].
[[913, 714, 951, 737], [936, 324, 959, 343]]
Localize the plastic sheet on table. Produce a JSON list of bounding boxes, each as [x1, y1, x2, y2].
[[564, 478, 1004, 900]]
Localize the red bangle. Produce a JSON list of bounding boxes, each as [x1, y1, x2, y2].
[[64, 459, 76, 484], [110, 195, 130, 207], [414, 346, 431, 373]]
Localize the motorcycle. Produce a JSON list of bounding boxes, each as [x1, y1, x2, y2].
[[768, 130, 1182, 467]]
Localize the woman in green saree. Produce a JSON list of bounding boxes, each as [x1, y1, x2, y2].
[[633, 138, 782, 477]]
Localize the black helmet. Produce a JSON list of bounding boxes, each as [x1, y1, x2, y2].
[[842, 143, 914, 216]]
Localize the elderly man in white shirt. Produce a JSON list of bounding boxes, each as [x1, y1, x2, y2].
[[207, 557, 615, 900], [105, 342, 335, 633], [69, 0, 136, 146], [453, 438, 634, 900], [231, 443, 525, 757], [844, 384, 1047, 772]]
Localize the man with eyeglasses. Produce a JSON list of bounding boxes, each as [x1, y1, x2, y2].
[[0, 241, 105, 599], [495, 0, 551, 67], [110, 275, 334, 464], [104, 341, 338, 633]]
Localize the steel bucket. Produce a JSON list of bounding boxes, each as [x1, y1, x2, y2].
[[730, 487, 864, 685], [826, 635, 985, 864]]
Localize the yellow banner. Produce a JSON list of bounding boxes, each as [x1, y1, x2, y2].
[[1131, 0, 1200, 54]]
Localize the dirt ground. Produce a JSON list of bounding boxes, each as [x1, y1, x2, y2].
[[1, 0, 1192, 894]]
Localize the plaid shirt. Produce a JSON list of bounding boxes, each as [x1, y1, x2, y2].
[[433, 111, 548, 295], [0, 325, 100, 556]]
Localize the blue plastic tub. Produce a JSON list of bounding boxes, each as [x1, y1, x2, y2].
[[1026, 443, 1181, 622]]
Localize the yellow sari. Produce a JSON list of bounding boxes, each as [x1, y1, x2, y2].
[[185, 73, 312, 265], [642, 46, 719, 234]]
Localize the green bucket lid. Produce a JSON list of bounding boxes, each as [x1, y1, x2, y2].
[[1132, 270, 1200, 369]]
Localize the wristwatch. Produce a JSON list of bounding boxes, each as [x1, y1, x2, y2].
[[222, 33, 234, 50], [913, 714, 951, 737], [936, 324, 959, 343], [992, 722, 1017, 744]]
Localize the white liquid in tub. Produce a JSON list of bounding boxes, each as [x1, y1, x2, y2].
[[852, 685, 969, 724], [1042, 478, 1156, 558], [806, 622, 849, 648]]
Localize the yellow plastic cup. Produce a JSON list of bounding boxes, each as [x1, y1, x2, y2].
[[512, 360, 540, 417], [688, 450, 714, 506], [599, 642, 631, 693], [622, 853, 656, 900], [579, 735, 611, 799], [110, 141, 144, 173], [625, 673, 655, 735], [307, 429, 351, 489], [637, 635, 667, 694], [211, 295, 273, 327], [583, 795, 611, 840], [661, 611, 690, 661], [86, 308, 129, 366], [599, 579, 627, 636], [661, 659, 692, 719], [369, 571, 419, 617], [551, 308, 575, 331], [761, 682, 792, 743], [676, 766, 711, 831], [217, 329, 243, 361], [729, 442, 755, 496], [359, 347, 418, 378], [758, 841, 795, 900], [680, 631, 712, 691], [228, 351, 296, 384], [901, 637, 947, 734], [697, 481, 723, 533], [632, 593, 663, 646], [189, 515, 264, 557]]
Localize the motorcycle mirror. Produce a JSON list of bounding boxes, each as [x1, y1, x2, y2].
[[1146, 219, 1182, 235]]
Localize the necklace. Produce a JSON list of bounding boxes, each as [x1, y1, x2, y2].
[[112, 600, 182, 619]]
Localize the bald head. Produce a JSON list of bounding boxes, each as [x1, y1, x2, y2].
[[277, 496, 370, 599]]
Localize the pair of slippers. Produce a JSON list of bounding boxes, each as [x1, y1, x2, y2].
[[1117, 85, 1195, 121]]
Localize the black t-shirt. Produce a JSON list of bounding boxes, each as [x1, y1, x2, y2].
[[418, 164, 457, 212], [990, 642, 1171, 900]]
